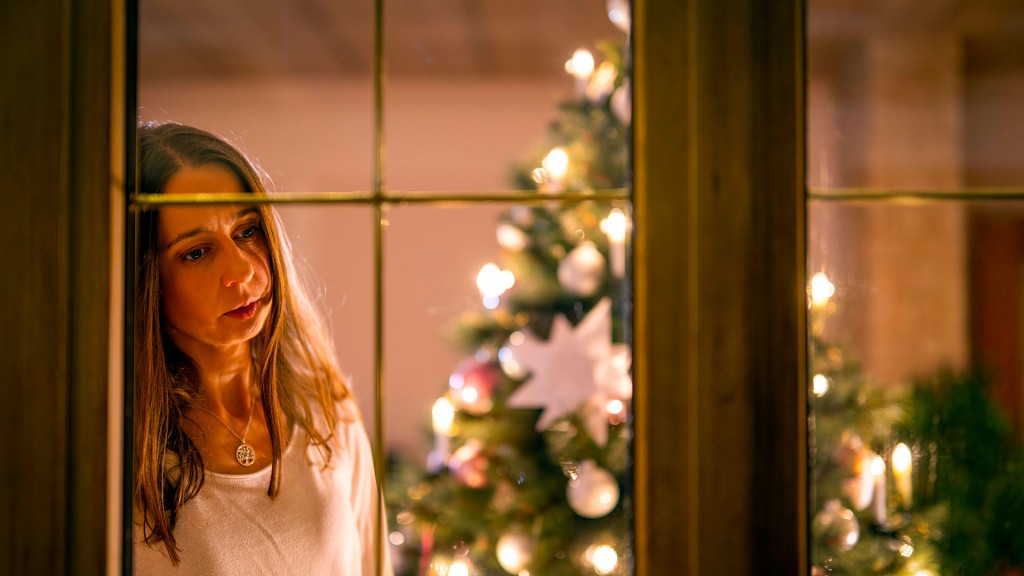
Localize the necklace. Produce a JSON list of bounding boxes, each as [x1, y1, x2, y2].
[[194, 393, 257, 467]]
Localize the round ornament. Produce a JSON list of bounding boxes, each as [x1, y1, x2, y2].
[[449, 358, 499, 415], [606, 0, 630, 33], [496, 531, 535, 574], [567, 459, 619, 518], [611, 81, 631, 125], [813, 499, 860, 552], [557, 241, 606, 296], [449, 441, 489, 489], [497, 223, 528, 252]]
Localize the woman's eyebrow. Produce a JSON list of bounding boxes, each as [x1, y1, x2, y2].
[[164, 207, 260, 252]]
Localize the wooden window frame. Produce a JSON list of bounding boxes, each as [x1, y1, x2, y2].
[[3, 0, 806, 573]]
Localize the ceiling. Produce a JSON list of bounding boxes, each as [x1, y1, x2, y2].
[[139, 0, 623, 79]]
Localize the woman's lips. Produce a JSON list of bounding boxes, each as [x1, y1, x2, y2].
[[224, 300, 259, 320]]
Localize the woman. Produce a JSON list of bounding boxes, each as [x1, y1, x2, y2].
[[133, 122, 389, 575]]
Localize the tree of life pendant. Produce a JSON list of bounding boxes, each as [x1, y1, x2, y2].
[[236, 443, 256, 466]]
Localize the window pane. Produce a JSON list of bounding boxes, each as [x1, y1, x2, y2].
[[808, 2, 1024, 191], [139, 0, 374, 193], [384, 202, 633, 576], [385, 1, 631, 193], [808, 3, 1024, 573]]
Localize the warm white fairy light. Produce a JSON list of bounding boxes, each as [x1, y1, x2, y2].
[[477, 263, 515, 309], [542, 147, 570, 182], [389, 531, 405, 546], [565, 48, 595, 79], [432, 396, 455, 435], [496, 533, 532, 573], [606, 399, 624, 415], [899, 542, 914, 557], [600, 209, 628, 243], [588, 544, 618, 575], [892, 442, 913, 506], [812, 373, 830, 397], [449, 559, 471, 576], [809, 272, 836, 307]]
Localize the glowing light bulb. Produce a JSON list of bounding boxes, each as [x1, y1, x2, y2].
[[588, 544, 618, 575], [899, 542, 914, 557], [542, 147, 569, 182], [432, 396, 455, 435], [601, 209, 628, 243], [870, 455, 886, 477], [892, 442, 913, 507], [565, 48, 595, 79], [809, 272, 835, 307], [812, 373, 830, 397], [389, 531, 405, 546], [606, 399, 624, 415], [477, 263, 515, 309], [892, 443, 911, 474], [449, 559, 471, 576]]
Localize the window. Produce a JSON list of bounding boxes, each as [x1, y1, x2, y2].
[[132, 1, 633, 574], [808, 2, 1024, 574]]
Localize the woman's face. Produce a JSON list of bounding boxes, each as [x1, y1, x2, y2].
[[156, 163, 273, 356]]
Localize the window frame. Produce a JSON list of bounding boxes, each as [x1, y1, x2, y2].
[[4, 0, 807, 573]]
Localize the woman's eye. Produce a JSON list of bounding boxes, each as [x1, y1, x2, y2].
[[183, 248, 206, 262], [238, 225, 260, 239]]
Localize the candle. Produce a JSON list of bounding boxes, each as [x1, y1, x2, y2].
[[565, 48, 595, 100], [601, 208, 628, 277], [542, 147, 569, 192], [870, 454, 887, 524], [427, 396, 455, 472], [891, 443, 913, 508]]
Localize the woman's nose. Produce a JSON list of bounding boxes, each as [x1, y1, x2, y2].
[[221, 243, 256, 287]]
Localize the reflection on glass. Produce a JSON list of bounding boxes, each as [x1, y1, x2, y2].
[[385, 201, 632, 576], [808, 201, 1024, 575], [809, 1, 1024, 573]]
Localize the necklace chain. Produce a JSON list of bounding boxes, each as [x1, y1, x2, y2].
[[194, 393, 257, 466]]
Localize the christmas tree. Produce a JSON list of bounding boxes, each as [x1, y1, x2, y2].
[[808, 272, 1024, 575], [386, 6, 633, 575]]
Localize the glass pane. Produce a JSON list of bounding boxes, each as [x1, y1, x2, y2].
[[276, 205, 378, 440], [138, 0, 374, 193], [385, 1, 631, 193], [384, 202, 633, 576], [808, 3, 1024, 574], [808, 3, 1024, 191]]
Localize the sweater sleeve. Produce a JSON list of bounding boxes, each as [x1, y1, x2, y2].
[[343, 413, 394, 576]]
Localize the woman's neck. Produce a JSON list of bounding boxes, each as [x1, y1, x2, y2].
[[187, 343, 258, 414]]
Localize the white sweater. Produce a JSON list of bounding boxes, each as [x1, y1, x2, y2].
[[134, 401, 392, 575]]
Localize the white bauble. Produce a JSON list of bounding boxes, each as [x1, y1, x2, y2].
[[611, 81, 631, 125], [496, 531, 535, 574], [567, 460, 620, 518], [557, 241, 606, 296], [497, 223, 528, 252], [813, 499, 860, 552], [606, 0, 630, 33]]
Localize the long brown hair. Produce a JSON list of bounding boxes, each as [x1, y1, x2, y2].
[[134, 122, 349, 564]]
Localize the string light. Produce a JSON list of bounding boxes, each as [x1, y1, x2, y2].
[[564, 48, 595, 79], [542, 147, 570, 182], [809, 272, 835, 307], [812, 373, 831, 397], [432, 396, 455, 435], [585, 543, 619, 575], [477, 263, 515, 309]]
